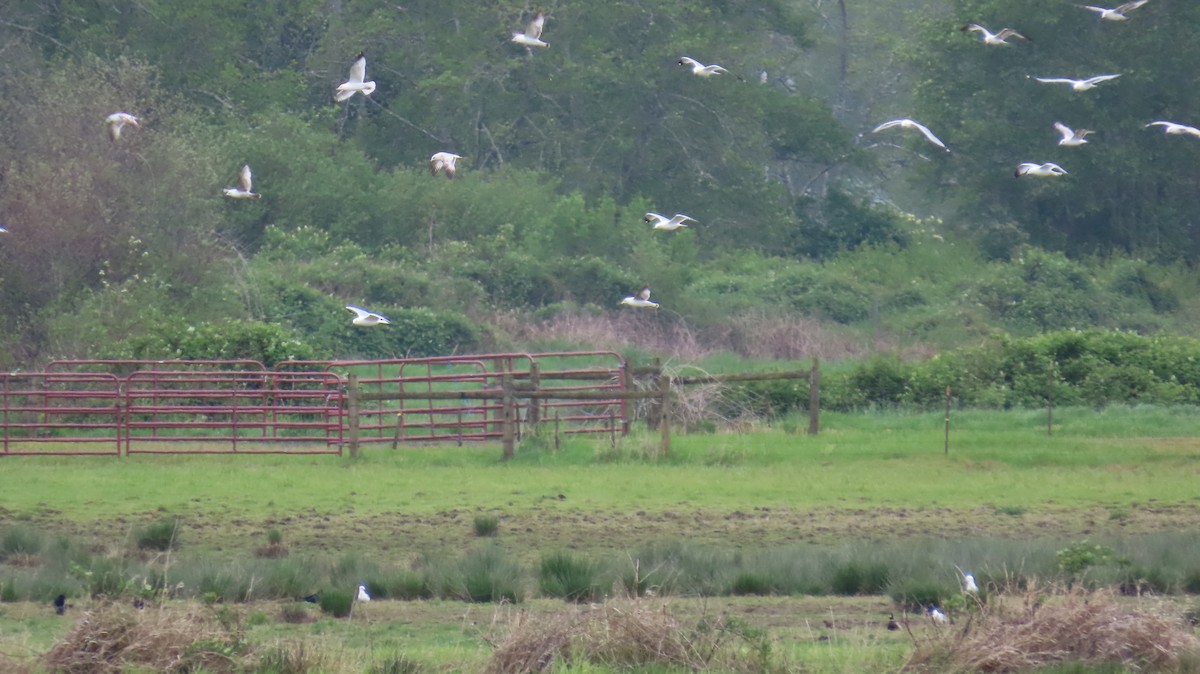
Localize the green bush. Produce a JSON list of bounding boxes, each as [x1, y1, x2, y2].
[[448, 546, 523, 603], [539, 551, 604, 603], [472, 515, 499, 538], [730, 572, 774, 596], [829, 561, 890, 596], [318, 588, 354, 617], [888, 580, 947, 613], [0, 526, 44, 560], [137, 517, 182, 552]]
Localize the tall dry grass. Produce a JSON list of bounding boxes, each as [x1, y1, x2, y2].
[[483, 598, 769, 674], [500, 309, 875, 361], [42, 603, 243, 674], [905, 583, 1200, 673]]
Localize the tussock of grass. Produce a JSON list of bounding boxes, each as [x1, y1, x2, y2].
[[906, 584, 1200, 673], [484, 599, 769, 674], [42, 603, 243, 674]]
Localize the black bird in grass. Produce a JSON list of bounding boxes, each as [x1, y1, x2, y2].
[[53, 594, 66, 615], [132, 598, 145, 609], [302, 593, 320, 604], [887, 613, 900, 631]]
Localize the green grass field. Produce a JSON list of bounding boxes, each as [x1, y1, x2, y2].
[[3, 406, 1200, 673]]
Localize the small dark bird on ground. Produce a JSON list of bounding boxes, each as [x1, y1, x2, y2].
[[887, 613, 900, 631], [53, 594, 66, 615], [132, 598, 145, 609], [302, 593, 319, 603]]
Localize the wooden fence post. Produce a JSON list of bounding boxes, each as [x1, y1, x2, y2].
[[621, 359, 633, 436], [528, 363, 541, 427], [501, 375, 515, 460], [347, 374, 360, 458], [807, 357, 820, 436], [659, 373, 671, 457]]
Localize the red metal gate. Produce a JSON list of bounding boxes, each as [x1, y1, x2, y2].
[[0, 373, 123, 455]]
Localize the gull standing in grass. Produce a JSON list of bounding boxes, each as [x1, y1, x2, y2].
[[430, 152, 462, 179], [928, 606, 948, 624], [346, 305, 390, 326], [960, 24, 1028, 45], [678, 57, 732, 78], [334, 52, 376, 102], [872, 119, 949, 152], [1083, 1, 1150, 21], [1146, 121, 1200, 138], [356, 583, 371, 602], [105, 112, 140, 142], [963, 571, 979, 594], [223, 165, 262, 199], [1034, 74, 1120, 91], [620, 287, 659, 309], [511, 11, 548, 48], [1015, 162, 1068, 177], [644, 212, 695, 231], [1055, 122, 1094, 146]]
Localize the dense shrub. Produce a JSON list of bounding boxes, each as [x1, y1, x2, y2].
[[539, 551, 604, 603], [136, 517, 182, 552]]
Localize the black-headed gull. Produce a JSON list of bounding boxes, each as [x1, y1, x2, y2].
[[678, 57, 730, 78], [511, 12, 548, 48], [620, 287, 659, 309], [430, 152, 462, 179], [1054, 122, 1094, 146], [960, 24, 1028, 45], [1083, 1, 1149, 21], [1015, 162, 1067, 178], [356, 583, 371, 601], [223, 165, 262, 199], [335, 52, 376, 103], [105, 112, 140, 142], [962, 572, 978, 593], [1146, 121, 1200, 138], [346, 305, 390, 326], [644, 212, 695, 231], [1034, 75, 1120, 91], [872, 119, 949, 151]]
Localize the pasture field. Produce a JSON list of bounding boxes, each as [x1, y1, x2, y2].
[[3, 405, 1200, 673]]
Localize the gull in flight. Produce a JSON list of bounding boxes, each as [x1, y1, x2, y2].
[[872, 119, 949, 151], [511, 12, 548, 48], [960, 24, 1028, 45], [430, 152, 462, 179], [678, 57, 730, 78], [105, 112, 140, 142], [1083, 1, 1149, 21], [620, 287, 659, 309], [356, 583, 371, 602], [644, 212, 695, 231], [346, 305, 390, 326], [223, 165, 262, 199], [1146, 121, 1200, 138], [0, 226, 7, 234], [1034, 75, 1120, 91], [335, 52, 376, 102], [1054, 122, 1094, 146], [1015, 162, 1067, 178]]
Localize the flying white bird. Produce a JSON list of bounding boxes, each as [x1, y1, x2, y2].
[[620, 287, 659, 309], [872, 119, 949, 151], [928, 606, 948, 624], [678, 57, 730, 78], [356, 583, 371, 602], [335, 52, 376, 102], [960, 24, 1028, 45], [1015, 162, 1068, 178], [346, 305, 390, 326], [223, 165, 262, 199], [1083, 1, 1150, 21], [0, 226, 7, 234], [430, 152, 463, 179], [644, 212, 696, 231], [1054, 122, 1094, 146], [1145, 121, 1200, 138], [105, 112, 140, 142], [511, 12, 548, 48], [963, 572, 979, 593], [1034, 75, 1120, 92]]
